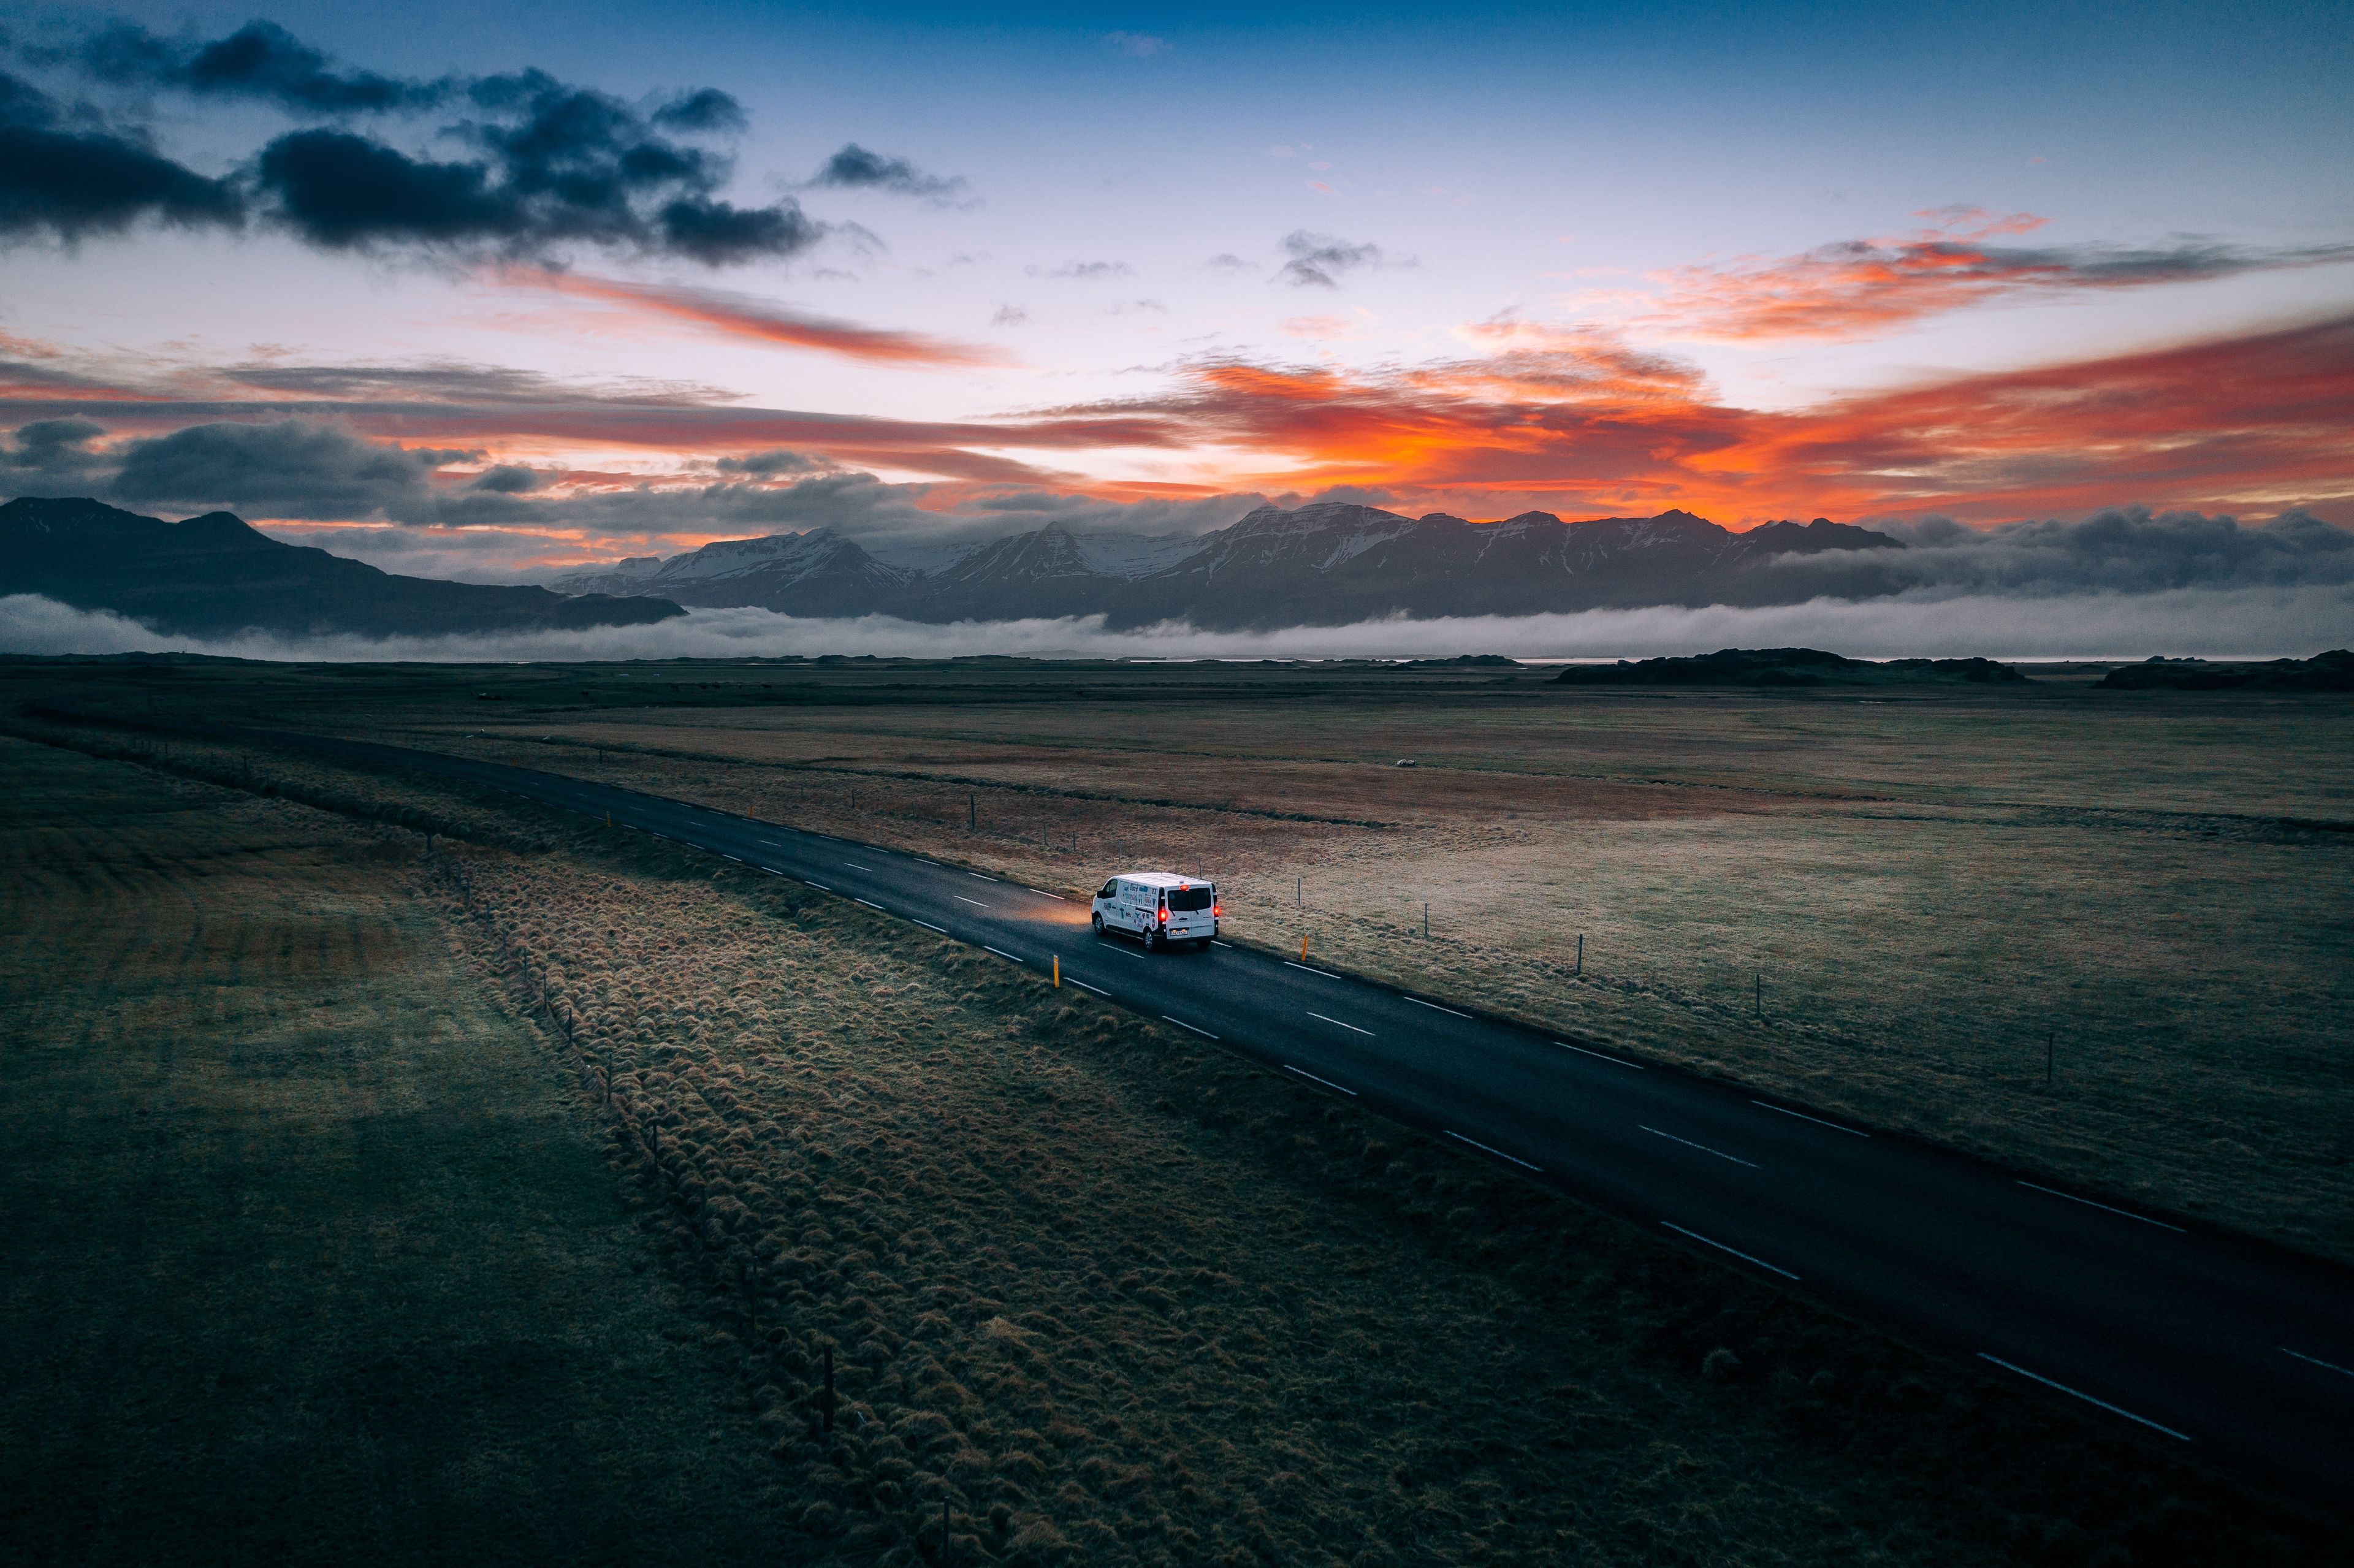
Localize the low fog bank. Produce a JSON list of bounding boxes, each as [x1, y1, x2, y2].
[[6, 584, 2351, 664]]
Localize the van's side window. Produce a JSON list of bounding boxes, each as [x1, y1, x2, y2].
[[1099, 881, 1118, 899]]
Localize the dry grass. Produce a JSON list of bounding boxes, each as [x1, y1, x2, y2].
[[338, 664, 2354, 1264], [2, 702, 2335, 1564], [0, 736, 785, 1566]]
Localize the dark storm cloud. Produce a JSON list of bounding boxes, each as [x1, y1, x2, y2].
[[806, 143, 970, 204], [1276, 230, 1393, 288], [0, 71, 244, 241], [70, 20, 448, 115], [1, 416, 110, 484], [107, 420, 474, 520], [11, 23, 821, 266]]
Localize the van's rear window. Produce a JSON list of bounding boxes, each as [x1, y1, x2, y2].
[[1165, 887, 1214, 911]]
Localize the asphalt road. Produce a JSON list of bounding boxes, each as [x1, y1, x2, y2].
[[77, 715, 2354, 1515]]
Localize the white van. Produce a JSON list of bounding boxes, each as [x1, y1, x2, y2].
[[1091, 871, 1219, 951]]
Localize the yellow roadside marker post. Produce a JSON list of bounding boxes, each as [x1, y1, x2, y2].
[[1301, 934, 1308, 961], [1053, 956, 1060, 988]]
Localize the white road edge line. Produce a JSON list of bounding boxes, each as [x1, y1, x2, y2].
[[855, 899, 887, 911], [1162, 1014, 1219, 1040], [1556, 1041, 1643, 1069], [916, 859, 942, 867], [967, 872, 998, 881], [1444, 1131, 1541, 1172], [1751, 1100, 1870, 1138], [1977, 1355, 2191, 1440], [1285, 1065, 1358, 1096], [985, 946, 1025, 964], [844, 862, 874, 871], [806, 882, 833, 892], [1307, 1011, 1374, 1036], [2016, 1180, 2186, 1232], [1661, 1222, 1799, 1280], [1210, 940, 1232, 948], [1029, 889, 1065, 900], [911, 920, 947, 934], [1406, 997, 1472, 1019], [1064, 977, 1108, 996], [2281, 1347, 2354, 1379], [1640, 1125, 1759, 1168], [954, 896, 989, 907], [1286, 961, 1346, 980]]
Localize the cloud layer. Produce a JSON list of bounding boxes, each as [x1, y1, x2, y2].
[[7, 584, 2348, 663]]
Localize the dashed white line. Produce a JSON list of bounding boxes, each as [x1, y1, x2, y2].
[[967, 872, 998, 882], [843, 862, 875, 871], [806, 881, 833, 892], [954, 895, 989, 907], [1027, 888, 1065, 900], [855, 899, 887, 911], [911, 919, 947, 934], [984, 946, 1025, 964], [1556, 1041, 1644, 1069], [1063, 976, 1108, 997], [915, 859, 942, 867], [1444, 1131, 1541, 1172], [2016, 1180, 2185, 1232], [1751, 1100, 1870, 1138], [1161, 1014, 1219, 1040], [1976, 1355, 2190, 1440], [1640, 1125, 1758, 1168], [1661, 1222, 1799, 1280], [1307, 1011, 1373, 1036], [2281, 1347, 2354, 1379], [1210, 940, 1232, 948], [1285, 1065, 1358, 1096], [1286, 961, 1345, 980], [1405, 997, 1471, 1019]]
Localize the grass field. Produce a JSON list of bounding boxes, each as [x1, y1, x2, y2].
[[2, 682, 2344, 1562], [103, 653, 2338, 1265], [0, 736, 787, 1566]]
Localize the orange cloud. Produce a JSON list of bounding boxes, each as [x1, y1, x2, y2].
[[1632, 209, 2354, 342], [511, 272, 1013, 368]]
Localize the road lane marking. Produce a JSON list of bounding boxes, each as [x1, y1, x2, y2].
[[1285, 1065, 1358, 1096], [1444, 1132, 1541, 1172], [1028, 889, 1065, 900], [1162, 1014, 1219, 1040], [911, 919, 947, 934], [1308, 1011, 1373, 1036], [764, 869, 784, 877], [1097, 940, 1143, 957], [1064, 976, 1108, 997], [1976, 1355, 2190, 1440], [855, 899, 888, 911], [967, 872, 998, 881], [1211, 940, 1232, 948], [1556, 1041, 1643, 1069], [916, 859, 942, 867], [2282, 1347, 2354, 1379], [1640, 1125, 1759, 1168], [1286, 961, 1345, 980], [1751, 1100, 1870, 1138], [985, 946, 1025, 964], [1406, 997, 1472, 1019], [1661, 1222, 1799, 1280], [806, 881, 833, 891], [2016, 1180, 2185, 1232], [954, 896, 990, 907], [844, 862, 875, 871]]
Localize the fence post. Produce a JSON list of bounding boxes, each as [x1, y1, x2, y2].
[[968, 793, 975, 829], [1576, 933, 1583, 976], [1423, 902, 1428, 938]]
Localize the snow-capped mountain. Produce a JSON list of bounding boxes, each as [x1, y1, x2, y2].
[[549, 503, 1905, 627]]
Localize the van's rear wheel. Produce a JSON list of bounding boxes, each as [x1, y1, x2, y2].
[[1141, 925, 1160, 952]]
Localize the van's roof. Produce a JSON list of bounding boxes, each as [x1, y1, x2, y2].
[[1117, 870, 1213, 888]]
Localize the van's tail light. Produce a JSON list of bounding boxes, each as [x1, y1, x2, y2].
[[1211, 904, 1222, 917], [1158, 908, 1168, 923]]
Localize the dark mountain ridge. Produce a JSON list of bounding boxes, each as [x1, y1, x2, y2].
[[1555, 647, 2026, 686], [2, 497, 685, 639], [554, 503, 1908, 629]]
